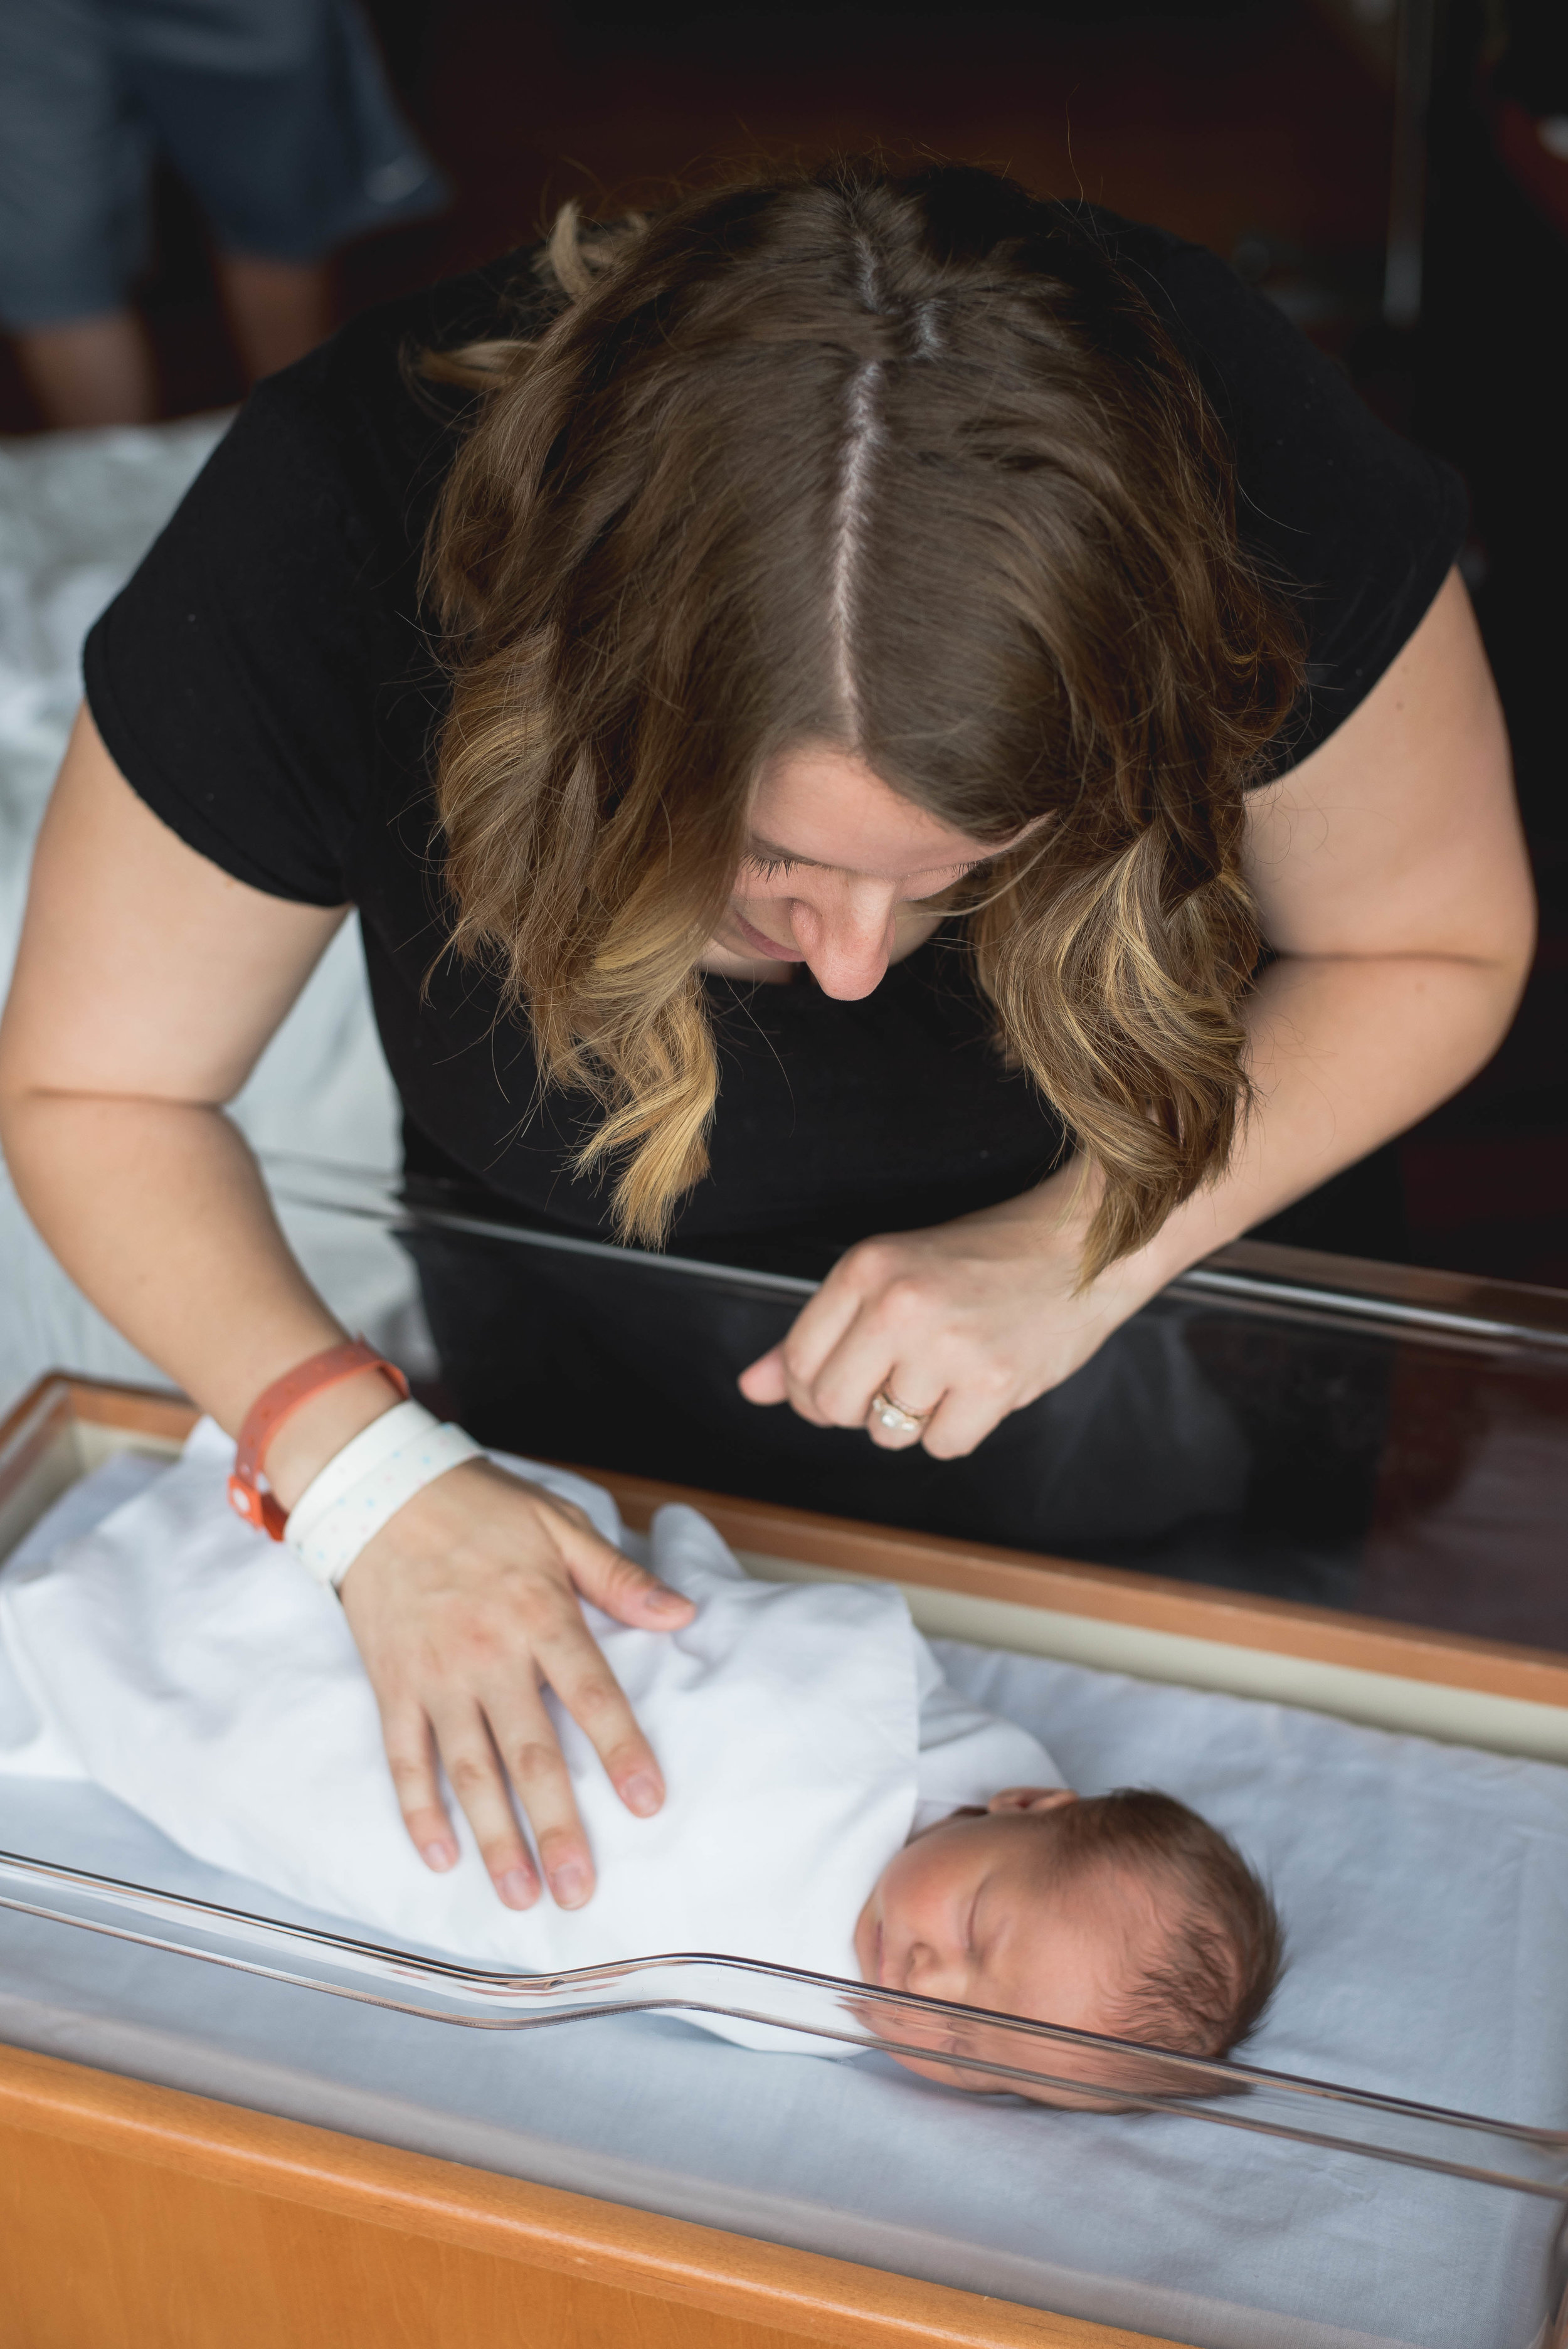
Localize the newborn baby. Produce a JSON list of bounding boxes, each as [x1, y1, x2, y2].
[[0, 1422, 1279, 2077], [856, 1783, 1280, 2084]]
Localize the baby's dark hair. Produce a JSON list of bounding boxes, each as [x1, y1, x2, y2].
[[1046, 1788, 1283, 2059]]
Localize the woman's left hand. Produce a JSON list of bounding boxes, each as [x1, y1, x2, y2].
[[736, 1167, 1163, 1458]]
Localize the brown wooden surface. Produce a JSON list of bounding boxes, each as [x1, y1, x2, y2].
[[62, 1373, 199, 1443], [586, 1467, 1568, 1709], [0, 1373, 196, 1507], [0, 1375, 73, 1487], [0, 2042, 1176, 2349]]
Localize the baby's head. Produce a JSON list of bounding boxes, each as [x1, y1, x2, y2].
[[854, 1785, 1282, 2096]]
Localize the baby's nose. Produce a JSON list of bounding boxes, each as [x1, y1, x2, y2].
[[904, 1943, 968, 2003]]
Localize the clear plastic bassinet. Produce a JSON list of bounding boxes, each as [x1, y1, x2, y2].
[[4, 1157, 1568, 2349], [0, 1833, 1564, 2349]]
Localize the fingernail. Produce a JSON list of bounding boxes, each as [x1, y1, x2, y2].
[[499, 1866, 536, 1911], [551, 1861, 589, 1908], [421, 1840, 457, 1872], [645, 1587, 688, 1616], [623, 1770, 662, 1817]]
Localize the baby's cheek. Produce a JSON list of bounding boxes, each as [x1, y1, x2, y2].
[[887, 2049, 1002, 2094], [851, 1885, 884, 1978]]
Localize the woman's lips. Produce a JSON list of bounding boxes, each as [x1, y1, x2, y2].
[[728, 906, 806, 962]]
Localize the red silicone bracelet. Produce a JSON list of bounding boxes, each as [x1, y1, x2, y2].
[[226, 1339, 410, 1540]]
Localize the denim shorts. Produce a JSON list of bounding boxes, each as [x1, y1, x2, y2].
[[0, 0, 447, 328]]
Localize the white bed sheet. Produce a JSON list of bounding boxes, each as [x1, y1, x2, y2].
[[0, 420, 415, 1416], [1, 1456, 1565, 2349]]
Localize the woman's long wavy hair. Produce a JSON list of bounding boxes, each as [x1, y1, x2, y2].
[[424, 160, 1305, 1276]]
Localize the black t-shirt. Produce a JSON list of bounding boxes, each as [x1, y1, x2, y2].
[[84, 215, 1467, 1261]]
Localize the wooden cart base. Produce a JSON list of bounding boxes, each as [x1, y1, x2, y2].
[[0, 2041, 1165, 2349]]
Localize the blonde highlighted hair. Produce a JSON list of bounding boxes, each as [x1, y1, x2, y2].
[[424, 161, 1305, 1275]]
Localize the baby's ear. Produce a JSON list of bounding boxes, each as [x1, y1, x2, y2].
[[987, 1786, 1078, 1816]]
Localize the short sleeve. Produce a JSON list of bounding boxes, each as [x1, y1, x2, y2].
[[82, 373, 403, 905], [1134, 235, 1470, 771]]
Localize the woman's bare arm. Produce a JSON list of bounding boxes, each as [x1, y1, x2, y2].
[[744, 568, 1535, 1453], [1175, 561, 1533, 1256], [0, 709, 692, 1907], [0, 709, 353, 1414]]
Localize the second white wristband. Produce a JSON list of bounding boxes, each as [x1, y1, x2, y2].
[[284, 1398, 483, 1591]]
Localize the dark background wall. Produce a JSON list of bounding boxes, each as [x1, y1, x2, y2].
[[4, 0, 1561, 1284]]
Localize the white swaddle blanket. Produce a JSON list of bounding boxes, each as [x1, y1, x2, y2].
[[0, 1423, 1058, 2043]]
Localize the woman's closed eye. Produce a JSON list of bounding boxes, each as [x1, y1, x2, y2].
[[741, 846, 985, 888]]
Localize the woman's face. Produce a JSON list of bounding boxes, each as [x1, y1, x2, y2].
[[704, 745, 1025, 996]]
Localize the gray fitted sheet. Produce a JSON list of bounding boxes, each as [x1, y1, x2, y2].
[[2, 1456, 1565, 2349]]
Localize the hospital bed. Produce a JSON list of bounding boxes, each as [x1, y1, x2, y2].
[[0, 416, 408, 1419], [3, 1174, 1567, 2349]]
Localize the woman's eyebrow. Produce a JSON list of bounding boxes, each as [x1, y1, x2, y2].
[[746, 834, 827, 869]]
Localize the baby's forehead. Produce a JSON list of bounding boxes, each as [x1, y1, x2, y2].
[[1006, 1841, 1184, 1957]]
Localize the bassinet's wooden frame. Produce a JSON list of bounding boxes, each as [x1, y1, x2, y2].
[[2, 1371, 1564, 2349]]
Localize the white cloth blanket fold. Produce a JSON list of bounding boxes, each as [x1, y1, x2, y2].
[[0, 1423, 1057, 2044]]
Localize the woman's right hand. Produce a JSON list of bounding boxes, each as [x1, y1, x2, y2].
[[336, 1456, 696, 1913]]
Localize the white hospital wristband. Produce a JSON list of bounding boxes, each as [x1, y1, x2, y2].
[[283, 1397, 431, 1540], [283, 1399, 483, 1592]]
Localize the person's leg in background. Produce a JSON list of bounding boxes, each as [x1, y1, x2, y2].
[[11, 314, 157, 431], [0, 0, 159, 427], [2, 0, 447, 427], [124, 0, 447, 384], [213, 253, 333, 383]]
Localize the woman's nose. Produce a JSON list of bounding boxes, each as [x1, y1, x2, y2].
[[790, 888, 898, 999]]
